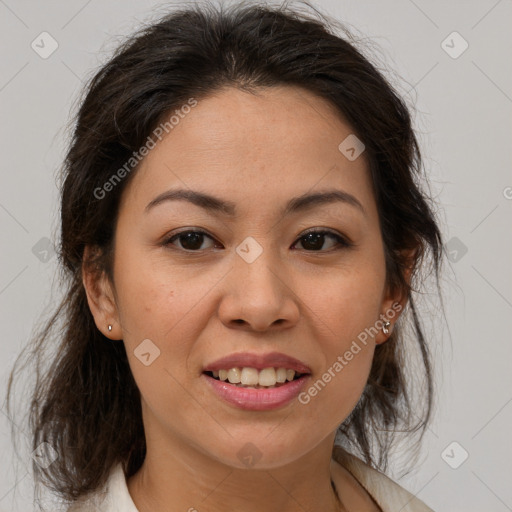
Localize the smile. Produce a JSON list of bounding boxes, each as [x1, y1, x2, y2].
[[206, 366, 304, 388], [202, 351, 312, 410]]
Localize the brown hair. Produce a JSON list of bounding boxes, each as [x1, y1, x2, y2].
[[6, 0, 446, 505]]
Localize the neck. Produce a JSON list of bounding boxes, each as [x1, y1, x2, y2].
[[127, 432, 344, 512]]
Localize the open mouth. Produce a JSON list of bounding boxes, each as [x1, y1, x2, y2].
[[203, 368, 307, 389]]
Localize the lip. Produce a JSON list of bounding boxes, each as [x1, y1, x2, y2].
[[202, 351, 312, 374], [202, 373, 310, 411]]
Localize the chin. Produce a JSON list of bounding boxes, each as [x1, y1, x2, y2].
[[205, 431, 319, 470]]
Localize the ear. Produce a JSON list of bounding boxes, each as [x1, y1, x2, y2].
[[374, 248, 416, 345], [82, 245, 122, 340]]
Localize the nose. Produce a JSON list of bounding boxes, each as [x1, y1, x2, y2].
[[217, 244, 300, 332]]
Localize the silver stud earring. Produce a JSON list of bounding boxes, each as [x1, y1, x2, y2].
[[382, 321, 391, 335], [108, 324, 112, 332]]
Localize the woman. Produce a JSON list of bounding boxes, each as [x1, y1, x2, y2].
[[7, 1, 445, 511]]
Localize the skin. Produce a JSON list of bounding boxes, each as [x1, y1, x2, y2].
[[83, 85, 411, 512]]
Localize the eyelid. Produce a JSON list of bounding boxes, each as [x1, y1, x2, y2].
[[295, 228, 354, 250], [162, 227, 354, 251], [300, 227, 352, 242], [162, 228, 218, 249]]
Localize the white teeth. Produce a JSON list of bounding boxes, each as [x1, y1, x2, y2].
[[240, 367, 259, 386], [211, 367, 300, 387], [276, 367, 287, 383], [227, 368, 241, 384], [258, 367, 276, 386]]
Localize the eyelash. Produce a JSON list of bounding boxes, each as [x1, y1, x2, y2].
[[162, 228, 354, 253]]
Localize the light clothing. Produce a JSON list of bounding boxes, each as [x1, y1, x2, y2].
[[336, 449, 435, 512], [67, 452, 435, 512]]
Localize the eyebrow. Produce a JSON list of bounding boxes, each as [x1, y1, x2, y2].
[[144, 188, 366, 217]]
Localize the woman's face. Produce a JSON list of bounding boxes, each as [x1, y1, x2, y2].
[[87, 85, 403, 469]]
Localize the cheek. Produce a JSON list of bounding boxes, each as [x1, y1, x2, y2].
[[299, 329, 376, 424], [323, 349, 374, 428], [113, 243, 188, 337], [297, 258, 383, 412], [307, 263, 385, 343], [119, 275, 195, 423], [117, 278, 177, 336]]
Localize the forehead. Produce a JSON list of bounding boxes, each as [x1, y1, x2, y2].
[[119, 85, 374, 219]]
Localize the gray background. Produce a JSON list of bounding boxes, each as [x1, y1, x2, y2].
[[1, 0, 511, 511]]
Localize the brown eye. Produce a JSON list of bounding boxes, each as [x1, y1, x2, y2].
[[163, 228, 352, 253], [293, 230, 352, 252], [165, 230, 217, 251]]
